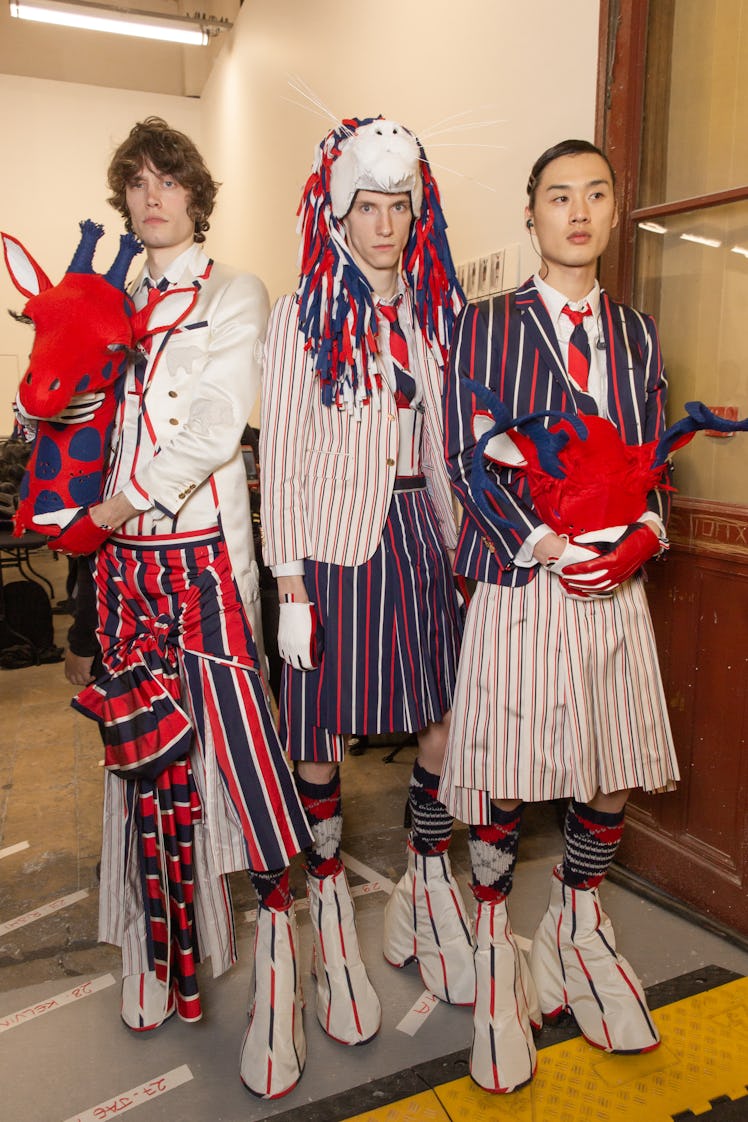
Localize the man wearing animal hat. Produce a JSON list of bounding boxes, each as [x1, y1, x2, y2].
[[7, 118, 314, 1056], [440, 138, 680, 1092], [252, 116, 471, 1097]]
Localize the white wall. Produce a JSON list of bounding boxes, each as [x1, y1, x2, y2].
[[0, 77, 201, 433], [0, 1, 600, 432], [201, 0, 601, 301]]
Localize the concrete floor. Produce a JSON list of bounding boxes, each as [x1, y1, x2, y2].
[[1, 549, 747, 1122]]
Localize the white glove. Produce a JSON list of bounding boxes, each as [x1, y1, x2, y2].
[[34, 507, 80, 531], [277, 602, 321, 670], [544, 535, 612, 600], [544, 537, 601, 576], [52, 391, 106, 424]]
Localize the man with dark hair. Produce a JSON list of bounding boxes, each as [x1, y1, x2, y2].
[[440, 139, 679, 1092], [67, 119, 313, 1053], [107, 116, 218, 244]]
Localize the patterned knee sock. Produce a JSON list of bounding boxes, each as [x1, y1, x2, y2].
[[248, 867, 293, 912], [296, 768, 343, 879], [468, 802, 523, 904], [561, 799, 625, 890], [408, 760, 453, 856]]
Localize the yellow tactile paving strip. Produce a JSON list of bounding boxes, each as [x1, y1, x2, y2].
[[345, 977, 748, 1122]]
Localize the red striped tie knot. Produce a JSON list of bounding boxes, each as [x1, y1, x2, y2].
[[562, 303, 593, 391]]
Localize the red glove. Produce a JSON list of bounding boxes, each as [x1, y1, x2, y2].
[[560, 522, 662, 595], [33, 506, 112, 556]]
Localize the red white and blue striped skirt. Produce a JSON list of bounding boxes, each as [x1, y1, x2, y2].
[[84, 530, 314, 995], [439, 568, 680, 824], [280, 483, 463, 762]]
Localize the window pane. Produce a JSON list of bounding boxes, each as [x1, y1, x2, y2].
[[633, 201, 748, 505], [639, 0, 748, 207]]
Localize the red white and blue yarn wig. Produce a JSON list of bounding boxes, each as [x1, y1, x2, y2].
[[295, 116, 465, 409]]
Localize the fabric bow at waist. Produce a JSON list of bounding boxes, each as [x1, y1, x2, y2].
[[73, 615, 193, 781]]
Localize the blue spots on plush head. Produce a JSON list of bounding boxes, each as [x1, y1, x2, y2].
[[34, 435, 63, 480], [69, 471, 101, 506], [19, 473, 29, 500], [75, 374, 91, 393], [101, 360, 113, 381], [69, 427, 103, 463], [36, 489, 66, 514]]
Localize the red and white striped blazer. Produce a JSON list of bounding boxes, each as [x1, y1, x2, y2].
[[260, 291, 457, 568]]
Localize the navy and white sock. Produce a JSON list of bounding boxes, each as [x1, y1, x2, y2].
[[468, 802, 523, 903], [408, 760, 453, 856], [561, 799, 625, 890], [296, 768, 343, 879]]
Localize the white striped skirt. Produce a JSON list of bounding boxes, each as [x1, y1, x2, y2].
[[438, 568, 679, 824]]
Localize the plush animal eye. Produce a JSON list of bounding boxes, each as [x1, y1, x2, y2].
[[8, 309, 33, 325]]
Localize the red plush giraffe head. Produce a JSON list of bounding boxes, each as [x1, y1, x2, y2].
[[2, 220, 197, 548], [3, 219, 142, 418]]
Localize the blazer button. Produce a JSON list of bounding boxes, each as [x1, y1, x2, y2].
[[169, 418, 179, 425], [168, 390, 178, 398], [386, 457, 395, 466]]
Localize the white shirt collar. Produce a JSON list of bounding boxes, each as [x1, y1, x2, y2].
[[533, 273, 601, 336], [135, 242, 203, 295]]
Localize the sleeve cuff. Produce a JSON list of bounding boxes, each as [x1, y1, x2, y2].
[[121, 479, 153, 513], [272, 560, 306, 577], [514, 523, 551, 569]]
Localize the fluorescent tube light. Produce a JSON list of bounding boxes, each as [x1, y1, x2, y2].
[[9, 0, 231, 45], [730, 245, 748, 259]]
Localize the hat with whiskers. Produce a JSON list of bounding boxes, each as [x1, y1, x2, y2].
[[296, 115, 464, 409]]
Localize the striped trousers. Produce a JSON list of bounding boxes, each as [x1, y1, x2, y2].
[[83, 531, 313, 989]]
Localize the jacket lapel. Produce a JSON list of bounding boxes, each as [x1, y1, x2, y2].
[[515, 279, 578, 402]]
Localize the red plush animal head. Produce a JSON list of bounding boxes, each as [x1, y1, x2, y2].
[[2, 220, 142, 418], [469, 382, 748, 538]]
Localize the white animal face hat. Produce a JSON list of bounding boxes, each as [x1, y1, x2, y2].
[[329, 119, 424, 218], [296, 115, 464, 409]]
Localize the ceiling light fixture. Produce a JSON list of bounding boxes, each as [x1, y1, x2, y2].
[[9, 0, 232, 45]]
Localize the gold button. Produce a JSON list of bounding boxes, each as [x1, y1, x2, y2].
[[168, 390, 178, 398], [386, 457, 395, 466], [169, 418, 179, 425], [388, 413, 396, 421]]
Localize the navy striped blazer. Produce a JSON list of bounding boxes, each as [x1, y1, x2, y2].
[[444, 278, 670, 587]]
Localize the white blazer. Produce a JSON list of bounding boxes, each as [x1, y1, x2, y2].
[[106, 244, 270, 618], [260, 290, 457, 569]]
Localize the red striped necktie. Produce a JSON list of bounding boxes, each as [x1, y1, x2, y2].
[[378, 301, 410, 373], [562, 304, 593, 391]]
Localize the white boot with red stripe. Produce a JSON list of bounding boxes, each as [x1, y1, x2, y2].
[[470, 899, 540, 1093], [306, 864, 381, 1045], [529, 868, 660, 1053], [240, 904, 306, 1099], [121, 970, 175, 1031], [383, 843, 475, 1004]]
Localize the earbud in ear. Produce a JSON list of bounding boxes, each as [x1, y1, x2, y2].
[[526, 218, 534, 229]]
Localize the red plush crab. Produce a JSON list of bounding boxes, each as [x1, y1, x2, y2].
[[470, 385, 748, 593], [2, 220, 196, 554]]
